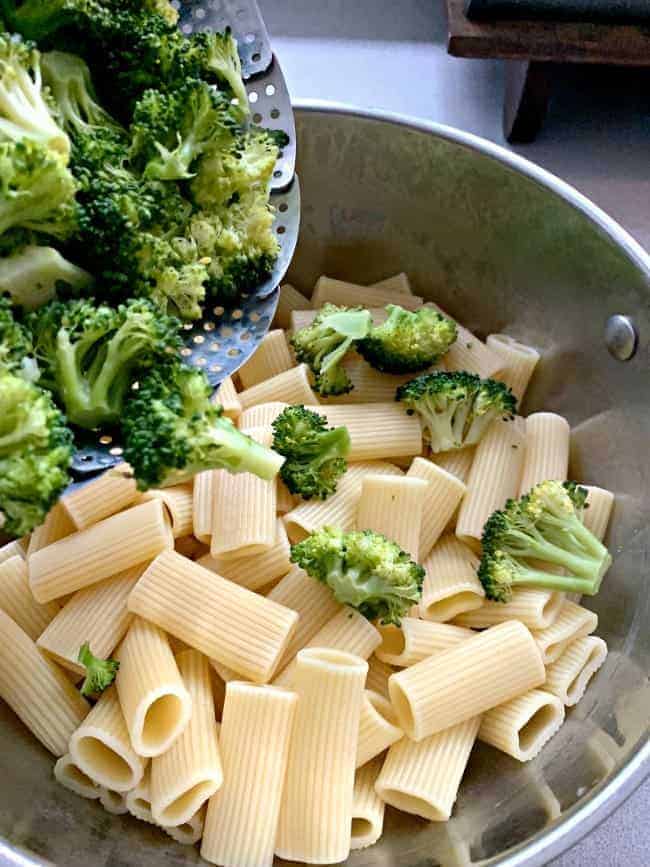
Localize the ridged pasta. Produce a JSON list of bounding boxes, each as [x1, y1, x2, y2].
[[238, 401, 288, 430], [486, 334, 540, 403], [0, 554, 59, 640], [518, 413, 570, 496], [192, 470, 216, 544], [0, 538, 26, 565], [127, 551, 299, 684], [213, 376, 242, 420], [198, 518, 291, 591], [453, 588, 564, 630], [54, 753, 100, 800], [376, 619, 473, 667], [140, 483, 194, 539], [276, 479, 297, 514], [389, 620, 545, 740], [126, 763, 156, 824], [164, 807, 205, 845], [272, 282, 311, 330], [29, 499, 173, 603], [238, 329, 294, 389], [406, 458, 467, 560], [420, 536, 484, 622], [427, 303, 502, 378], [61, 466, 138, 530], [311, 276, 423, 310], [27, 502, 75, 556], [544, 635, 607, 706], [356, 689, 403, 768], [37, 566, 142, 675], [238, 364, 318, 410], [351, 756, 385, 850], [434, 447, 475, 483], [583, 485, 614, 541], [98, 787, 129, 814], [479, 689, 565, 761], [308, 403, 422, 462], [0, 608, 89, 756], [356, 474, 428, 560], [115, 617, 192, 757], [531, 600, 598, 664], [376, 715, 481, 821], [320, 356, 415, 405], [201, 682, 297, 867], [151, 650, 222, 827], [365, 656, 393, 699], [275, 648, 368, 864], [371, 272, 412, 293]]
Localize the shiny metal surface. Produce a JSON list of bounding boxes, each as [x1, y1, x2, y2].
[[1, 103, 649, 866], [604, 315, 638, 362]]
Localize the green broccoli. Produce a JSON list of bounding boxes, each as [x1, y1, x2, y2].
[[0, 244, 92, 310], [28, 297, 181, 429], [290, 526, 424, 625], [0, 292, 37, 379], [395, 370, 517, 453], [290, 303, 372, 396], [478, 480, 612, 602], [357, 304, 457, 373], [121, 362, 285, 490], [0, 368, 73, 537], [272, 405, 350, 500], [129, 79, 238, 181], [0, 33, 70, 158], [174, 29, 249, 120], [78, 641, 119, 696], [0, 139, 77, 239]]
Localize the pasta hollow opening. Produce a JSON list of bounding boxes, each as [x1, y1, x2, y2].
[[378, 626, 405, 658], [518, 704, 559, 753], [424, 592, 481, 621], [284, 521, 308, 544], [351, 818, 374, 837], [64, 764, 96, 789], [381, 789, 444, 822], [367, 690, 399, 727], [542, 594, 563, 625], [567, 645, 602, 702], [76, 737, 133, 787], [141, 694, 186, 752], [135, 798, 150, 811], [159, 781, 215, 825], [388, 681, 414, 737], [178, 822, 194, 835]]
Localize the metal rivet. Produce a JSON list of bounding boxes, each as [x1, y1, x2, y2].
[[605, 315, 638, 361]]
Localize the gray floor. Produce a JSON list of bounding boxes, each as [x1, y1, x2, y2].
[[260, 1, 650, 864]]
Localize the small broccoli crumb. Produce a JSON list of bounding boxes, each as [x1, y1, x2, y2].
[[78, 642, 119, 696]]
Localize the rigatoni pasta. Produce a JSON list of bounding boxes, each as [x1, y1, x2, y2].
[[583, 485, 614, 540], [0, 554, 59, 640], [238, 329, 294, 389], [427, 303, 502, 378], [434, 447, 475, 483], [406, 458, 467, 560], [486, 334, 540, 403], [350, 757, 386, 850], [272, 282, 311, 330], [365, 656, 393, 699], [453, 588, 564, 630], [371, 272, 412, 293], [61, 466, 138, 530], [356, 474, 428, 560], [237, 364, 318, 410], [311, 276, 423, 311], [308, 403, 422, 462], [544, 635, 607, 706], [198, 518, 291, 592], [531, 600, 598, 664], [376, 619, 472, 667], [478, 689, 565, 761], [518, 413, 570, 496], [420, 536, 484, 622], [164, 807, 205, 845], [27, 502, 75, 556], [98, 787, 129, 815], [126, 764, 156, 824], [54, 753, 100, 800], [238, 401, 288, 430], [356, 689, 403, 768], [140, 483, 193, 539], [213, 376, 242, 421]]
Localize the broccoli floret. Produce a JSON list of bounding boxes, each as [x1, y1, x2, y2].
[[290, 526, 424, 625], [396, 370, 517, 452], [122, 362, 285, 490], [0, 244, 92, 310], [0, 368, 72, 536], [357, 304, 457, 374], [0, 33, 70, 158], [0, 292, 39, 381], [290, 303, 372, 396], [176, 29, 249, 120], [272, 405, 350, 500], [0, 139, 77, 240], [28, 297, 181, 429], [129, 80, 238, 181], [478, 480, 612, 602], [78, 641, 119, 696]]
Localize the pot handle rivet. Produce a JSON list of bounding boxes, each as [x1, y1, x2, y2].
[[604, 315, 638, 361]]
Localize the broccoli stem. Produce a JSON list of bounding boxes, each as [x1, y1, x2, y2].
[[507, 526, 611, 582], [509, 567, 604, 597]]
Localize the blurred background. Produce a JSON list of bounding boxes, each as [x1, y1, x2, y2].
[[259, 1, 649, 864]]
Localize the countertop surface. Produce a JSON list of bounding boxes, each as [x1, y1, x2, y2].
[[260, 1, 649, 865]]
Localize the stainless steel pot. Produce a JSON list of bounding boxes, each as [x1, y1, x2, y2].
[[1, 102, 648, 867]]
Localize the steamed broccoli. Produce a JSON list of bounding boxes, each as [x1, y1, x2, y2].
[[28, 297, 181, 429], [0, 368, 73, 537], [478, 480, 612, 602], [0, 292, 37, 379], [0, 139, 77, 239], [272, 405, 350, 500], [122, 362, 285, 490], [173, 29, 249, 120], [290, 526, 424, 625], [0, 245, 92, 310], [78, 641, 119, 696], [357, 304, 457, 374], [396, 370, 517, 452], [0, 33, 70, 158], [291, 304, 372, 395]]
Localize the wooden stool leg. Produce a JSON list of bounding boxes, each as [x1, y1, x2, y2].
[[503, 61, 552, 144]]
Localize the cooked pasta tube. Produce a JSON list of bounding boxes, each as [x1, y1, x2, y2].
[[126, 763, 156, 824], [283, 461, 403, 544], [0, 539, 26, 565], [356, 474, 428, 560], [583, 485, 614, 541], [321, 357, 415, 405], [544, 635, 607, 706], [531, 600, 598, 665], [365, 656, 393, 699], [420, 536, 484, 622], [0, 609, 89, 756], [453, 589, 564, 630], [238, 329, 294, 389], [198, 519, 291, 591], [389, 620, 545, 740], [151, 650, 222, 827], [518, 413, 570, 496], [427, 303, 502, 379], [37, 566, 142, 675], [371, 272, 412, 293], [376, 715, 481, 821], [210, 432, 277, 558], [213, 376, 241, 420], [0, 555, 58, 640], [376, 620, 473, 667], [456, 416, 526, 550], [27, 502, 75, 556], [98, 787, 128, 814], [273, 282, 311, 330], [290, 308, 320, 332], [29, 499, 173, 603], [486, 334, 540, 403], [115, 617, 192, 758], [192, 470, 216, 544], [273, 607, 380, 688], [140, 483, 193, 539], [127, 551, 299, 684], [434, 447, 475, 483], [61, 466, 138, 530], [69, 686, 144, 790], [479, 689, 565, 761], [275, 648, 368, 864], [350, 756, 385, 850], [54, 753, 100, 800], [356, 689, 403, 768], [164, 807, 205, 845], [238, 364, 318, 410], [311, 276, 423, 310], [276, 479, 296, 514], [308, 403, 422, 462], [406, 458, 467, 560], [238, 401, 288, 430], [201, 682, 297, 867]]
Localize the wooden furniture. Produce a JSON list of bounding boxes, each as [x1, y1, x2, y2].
[[446, 0, 650, 142]]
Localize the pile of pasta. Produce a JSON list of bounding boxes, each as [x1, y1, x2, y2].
[[0, 273, 613, 866]]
